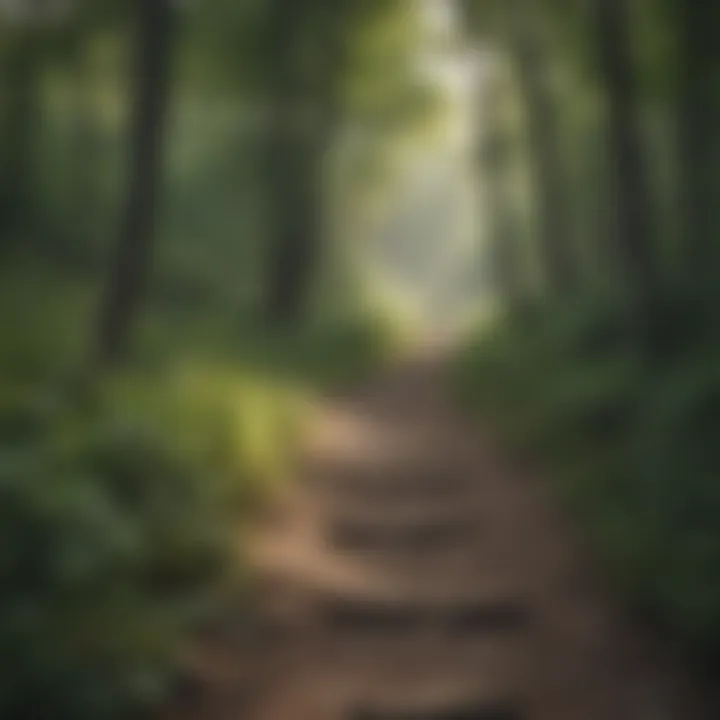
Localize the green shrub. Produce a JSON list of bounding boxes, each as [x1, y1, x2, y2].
[[454, 291, 720, 665], [0, 254, 396, 717], [624, 358, 720, 648], [103, 362, 310, 501], [0, 357, 311, 718], [0, 387, 230, 718], [455, 296, 639, 451]]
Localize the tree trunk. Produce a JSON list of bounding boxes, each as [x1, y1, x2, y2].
[[68, 35, 98, 254], [264, 127, 324, 326], [511, 30, 573, 295], [592, 0, 657, 318], [478, 73, 525, 307], [676, 2, 720, 279], [96, 0, 175, 365], [0, 30, 41, 239], [262, 0, 349, 327]]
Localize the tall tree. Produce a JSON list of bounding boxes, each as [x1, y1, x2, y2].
[[591, 0, 657, 318], [96, 0, 175, 363], [261, 0, 316, 326], [478, 59, 526, 306], [262, 0, 351, 327], [676, 0, 720, 278], [509, 12, 573, 294], [0, 25, 42, 238]]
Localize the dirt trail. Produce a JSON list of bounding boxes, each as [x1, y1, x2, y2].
[[168, 355, 709, 720]]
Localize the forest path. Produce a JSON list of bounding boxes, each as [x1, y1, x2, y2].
[[168, 351, 707, 720]]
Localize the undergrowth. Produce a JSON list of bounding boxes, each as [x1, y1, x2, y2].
[[454, 288, 720, 671], [0, 259, 398, 717]]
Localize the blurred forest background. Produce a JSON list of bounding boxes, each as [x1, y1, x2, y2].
[[1, 0, 720, 716]]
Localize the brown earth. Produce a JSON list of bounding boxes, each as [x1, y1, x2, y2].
[[165, 355, 710, 720]]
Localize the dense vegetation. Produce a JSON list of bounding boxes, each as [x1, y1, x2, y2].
[[2, 0, 719, 713], [456, 0, 720, 675], [0, 0, 427, 715]]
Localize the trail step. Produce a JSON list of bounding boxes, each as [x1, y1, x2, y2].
[[349, 699, 521, 720], [314, 470, 471, 502], [318, 597, 530, 636], [165, 664, 261, 719], [328, 519, 478, 554], [321, 598, 425, 634], [443, 600, 531, 636]]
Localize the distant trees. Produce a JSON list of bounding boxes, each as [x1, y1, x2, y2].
[[475, 60, 525, 304], [509, 15, 572, 295], [96, 0, 176, 363], [0, 1, 126, 256], [461, 0, 720, 338], [0, 0, 435, 360], [460, 0, 574, 302], [5, 0, 718, 359]]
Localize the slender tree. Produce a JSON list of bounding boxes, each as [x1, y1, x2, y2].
[[262, 0, 314, 326], [510, 15, 573, 294], [478, 62, 526, 306], [64, 19, 98, 251], [0, 26, 42, 237], [591, 0, 657, 316], [676, 1, 720, 278], [262, 0, 352, 327], [96, 0, 175, 363]]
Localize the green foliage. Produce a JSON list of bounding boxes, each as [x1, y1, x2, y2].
[[103, 363, 309, 501], [0, 240, 402, 712], [0, 339, 324, 717], [0, 0, 440, 713], [624, 358, 720, 642], [455, 290, 720, 662], [455, 296, 638, 452], [0, 386, 231, 718]]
